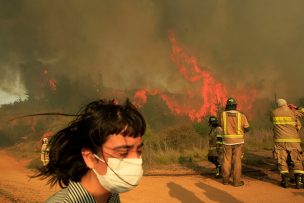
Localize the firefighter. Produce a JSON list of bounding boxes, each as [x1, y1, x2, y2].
[[272, 98, 304, 189], [220, 98, 250, 187], [41, 137, 50, 166], [286, 105, 301, 183], [207, 116, 223, 178]]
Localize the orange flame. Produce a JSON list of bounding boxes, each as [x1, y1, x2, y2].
[[134, 89, 160, 107], [43, 68, 57, 91], [134, 31, 257, 121], [49, 79, 57, 91]]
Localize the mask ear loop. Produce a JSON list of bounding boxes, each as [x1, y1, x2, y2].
[[94, 153, 140, 187]]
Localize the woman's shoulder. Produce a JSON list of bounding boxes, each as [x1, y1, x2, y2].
[[45, 181, 96, 203], [45, 187, 68, 203], [45, 182, 120, 203]]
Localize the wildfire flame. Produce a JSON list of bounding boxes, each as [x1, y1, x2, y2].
[[49, 79, 57, 91], [44, 68, 57, 91], [134, 31, 257, 121]]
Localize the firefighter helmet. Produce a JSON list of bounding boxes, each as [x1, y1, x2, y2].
[[208, 116, 218, 126], [225, 97, 237, 111], [226, 97, 237, 106]]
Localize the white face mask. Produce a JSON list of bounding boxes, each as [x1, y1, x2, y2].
[[92, 154, 143, 193]]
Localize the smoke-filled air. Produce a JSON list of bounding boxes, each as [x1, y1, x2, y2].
[[2, 2, 304, 201], [1, 0, 304, 123]]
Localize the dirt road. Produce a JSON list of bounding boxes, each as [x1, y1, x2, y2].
[[0, 149, 303, 203]]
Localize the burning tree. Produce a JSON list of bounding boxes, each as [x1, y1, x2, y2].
[[133, 31, 257, 122]]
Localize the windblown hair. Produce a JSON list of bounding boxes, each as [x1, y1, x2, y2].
[[34, 99, 146, 188]]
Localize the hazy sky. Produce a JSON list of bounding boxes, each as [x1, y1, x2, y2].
[[1, 0, 304, 105]]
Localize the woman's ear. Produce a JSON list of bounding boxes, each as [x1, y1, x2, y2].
[[81, 148, 98, 169]]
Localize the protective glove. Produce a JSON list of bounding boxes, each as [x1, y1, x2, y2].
[[288, 104, 298, 110]]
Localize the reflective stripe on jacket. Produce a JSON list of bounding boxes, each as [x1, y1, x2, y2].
[[221, 110, 249, 145], [208, 126, 223, 156], [271, 106, 304, 143], [272, 116, 296, 126]]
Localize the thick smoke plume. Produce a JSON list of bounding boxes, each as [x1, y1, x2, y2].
[[1, 0, 304, 108]]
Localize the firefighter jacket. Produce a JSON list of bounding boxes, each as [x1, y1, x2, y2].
[[271, 106, 304, 144], [208, 126, 223, 156], [220, 110, 250, 145]]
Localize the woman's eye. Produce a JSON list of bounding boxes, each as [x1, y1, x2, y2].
[[118, 152, 128, 157]]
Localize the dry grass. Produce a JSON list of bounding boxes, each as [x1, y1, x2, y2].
[[142, 124, 209, 168], [245, 128, 274, 151], [6, 123, 301, 170], [143, 126, 279, 168]]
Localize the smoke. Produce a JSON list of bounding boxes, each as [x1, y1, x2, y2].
[[1, 0, 304, 105]]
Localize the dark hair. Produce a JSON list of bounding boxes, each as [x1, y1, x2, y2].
[[34, 99, 146, 188]]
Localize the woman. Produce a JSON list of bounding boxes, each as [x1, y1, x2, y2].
[[34, 99, 146, 203]]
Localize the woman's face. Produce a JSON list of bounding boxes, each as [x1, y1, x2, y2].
[[102, 134, 143, 159], [95, 134, 143, 175]]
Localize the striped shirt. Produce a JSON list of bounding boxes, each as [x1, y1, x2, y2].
[[45, 181, 120, 203]]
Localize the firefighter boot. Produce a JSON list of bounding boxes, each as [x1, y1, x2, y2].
[[215, 165, 222, 179], [295, 174, 303, 189], [280, 173, 289, 188], [233, 181, 245, 187]]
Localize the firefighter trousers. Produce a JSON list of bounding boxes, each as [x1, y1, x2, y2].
[[274, 142, 303, 174], [222, 144, 243, 183]]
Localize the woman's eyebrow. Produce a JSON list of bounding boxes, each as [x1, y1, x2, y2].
[[112, 145, 132, 150], [112, 142, 144, 150]]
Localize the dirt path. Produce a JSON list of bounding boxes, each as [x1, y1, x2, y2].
[[0, 149, 303, 203], [120, 175, 304, 203], [0, 149, 59, 203]]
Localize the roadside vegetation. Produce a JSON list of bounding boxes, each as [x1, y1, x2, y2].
[[0, 97, 303, 171], [0, 114, 276, 170]]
